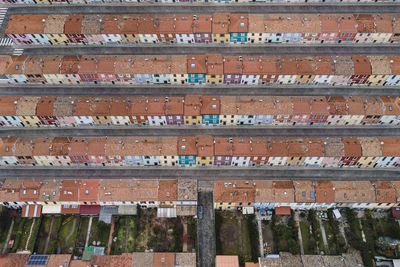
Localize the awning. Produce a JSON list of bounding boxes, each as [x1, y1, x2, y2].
[[242, 206, 255, 215], [118, 205, 137, 215], [61, 205, 80, 215], [80, 205, 101, 215], [157, 208, 177, 218], [275, 206, 291, 216], [21, 205, 42, 218], [99, 206, 118, 224], [333, 209, 342, 219], [42, 205, 62, 214]]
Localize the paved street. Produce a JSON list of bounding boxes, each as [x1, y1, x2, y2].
[[197, 181, 215, 267], [0, 84, 399, 96], [0, 7, 9, 36], [6, 4, 400, 14], [2, 44, 400, 56], [0, 167, 398, 179], [0, 126, 398, 137]]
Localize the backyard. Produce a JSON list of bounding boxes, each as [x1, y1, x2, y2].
[[56, 216, 80, 254], [110, 210, 190, 254], [0, 209, 196, 257], [0, 208, 14, 252], [8, 217, 41, 253], [298, 210, 327, 255], [74, 216, 91, 256], [270, 211, 300, 255], [215, 210, 259, 265], [34, 215, 94, 255], [34, 215, 62, 254], [111, 216, 137, 255], [88, 217, 111, 248], [136, 209, 184, 252]]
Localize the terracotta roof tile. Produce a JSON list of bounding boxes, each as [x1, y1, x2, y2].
[[158, 180, 178, 202]]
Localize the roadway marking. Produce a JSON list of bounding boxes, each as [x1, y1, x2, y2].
[[12, 48, 23, 55], [0, 8, 7, 27], [0, 37, 13, 47]]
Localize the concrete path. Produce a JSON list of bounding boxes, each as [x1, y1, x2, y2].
[[359, 220, 366, 242], [44, 216, 54, 253], [85, 216, 93, 247], [25, 218, 36, 251], [319, 218, 328, 250], [182, 221, 188, 253], [2, 219, 14, 253], [106, 217, 115, 255], [256, 214, 264, 257], [65, 217, 77, 244], [339, 222, 348, 247], [294, 212, 305, 255]]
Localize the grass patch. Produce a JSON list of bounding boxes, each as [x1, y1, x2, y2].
[[7, 216, 42, 253], [271, 213, 300, 255], [47, 216, 63, 254], [89, 217, 111, 247], [111, 216, 138, 255], [375, 218, 400, 239], [187, 217, 197, 251], [74, 216, 90, 256], [25, 217, 41, 252], [0, 209, 13, 248], [9, 217, 27, 252], [34, 216, 53, 253], [345, 208, 373, 267], [326, 209, 347, 255], [240, 215, 252, 263], [307, 210, 326, 254], [323, 221, 338, 255], [135, 209, 154, 252], [17, 218, 34, 251], [300, 221, 314, 255], [57, 216, 79, 254], [126, 216, 137, 252]]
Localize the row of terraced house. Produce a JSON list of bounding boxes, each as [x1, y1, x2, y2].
[[0, 136, 399, 168], [0, 179, 196, 218], [1, 179, 400, 217], [0, 96, 399, 127], [5, 14, 400, 45], [1, 55, 400, 86]]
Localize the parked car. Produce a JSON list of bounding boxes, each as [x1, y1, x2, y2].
[[197, 205, 204, 219]]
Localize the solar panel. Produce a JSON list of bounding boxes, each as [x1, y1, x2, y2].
[[27, 255, 49, 266]]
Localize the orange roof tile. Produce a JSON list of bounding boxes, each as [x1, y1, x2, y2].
[[193, 15, 212, 33], [212, 13, 230, 34], [158, 180, 178, 202], [229, 14, 249, 33]]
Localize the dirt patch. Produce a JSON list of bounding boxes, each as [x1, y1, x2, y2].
[[220, 223, 239, 251], [262, 221, 274, 253]]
